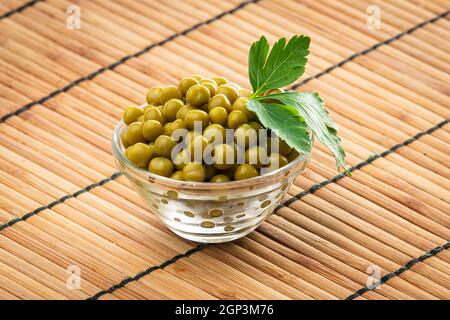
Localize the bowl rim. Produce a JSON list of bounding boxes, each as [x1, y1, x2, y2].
[[112, 105, 311, 190]]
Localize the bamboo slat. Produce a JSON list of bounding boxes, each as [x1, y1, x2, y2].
[[0, 0, 448, 300]]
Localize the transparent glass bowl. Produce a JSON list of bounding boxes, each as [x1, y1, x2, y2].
[[112, 115, 311, 243]]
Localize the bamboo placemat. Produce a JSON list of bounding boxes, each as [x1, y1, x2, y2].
[[0, 0, 449, 300]]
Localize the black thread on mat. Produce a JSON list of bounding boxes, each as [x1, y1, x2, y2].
[[87, 118, 448, 299], [88, 243, 208, 300], [288, 9, 450, 90], [0, 172, 122, 232], [0, 0, 43, 20], [346, 242, 450, 300], [0, 0, 260, 124]]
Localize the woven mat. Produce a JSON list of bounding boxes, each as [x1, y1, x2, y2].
[[0, 0, 449, 300]]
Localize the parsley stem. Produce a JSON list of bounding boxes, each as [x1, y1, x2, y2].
[[249, 89, 263, 99]]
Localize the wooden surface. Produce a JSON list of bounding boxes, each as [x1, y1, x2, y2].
[[0, 0, 449, 300]]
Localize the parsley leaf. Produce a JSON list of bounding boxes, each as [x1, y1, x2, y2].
[[253, 92, 348, 172], [247, 35, 348, 173], [247, 100, 312, 155], [248, 35, 310, 96]]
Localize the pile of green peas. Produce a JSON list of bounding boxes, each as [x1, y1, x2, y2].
[[121, 75, 298, 182]]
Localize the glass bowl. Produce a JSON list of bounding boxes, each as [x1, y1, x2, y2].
[[111, 111, 311, 243]]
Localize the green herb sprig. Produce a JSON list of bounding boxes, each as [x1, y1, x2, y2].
[[247, 36, 349, 173]]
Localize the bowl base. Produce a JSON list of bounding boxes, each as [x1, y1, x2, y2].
[[168, 225, 259, 243]]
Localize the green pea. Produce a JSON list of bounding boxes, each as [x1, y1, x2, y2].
[[184, 109, 209, 130], [227, 110, 248, 130], [267, 153, 289, 169], [126, 142, 153, 168], [176, 105, 195, 120], [239, 88, 252, 97], [121, 130, 130, 148], [227, 82, 241, 91], [142, 120, 163, 142], [174, 149, 189, 170], [207, 94, 231, 112], [216, 84, 239, 104], [234, 164, 259, 180], [232, 97, 255, 121], [200, 81, 217, 96], [265, 88, 285, 95], [199, 79, 216, 85], [192, 74, 204, 81], [203, 124, 226, 143], [146, 86, 163, 105], [166, 119, 186, 137], [178, 77, 199, 96], [144, 107, 166, 125], [186, 84, 210, 106], [148, 142, 155, 154], [208, 107, 228, 126], [248, 121, 263, 131], [187, 135, 208, 161], [170, 170, 184, 181], [154, 135, 177, 158], [143, 104, 156, 112], [184, 130, 201, 146], [160, 85, 182, 105], [163, 122, 172, 136], [269, 137, 292, 155], [182, 163, 206, 182], [263, 88, 285, 103], [213, 144, 235, 170], [245, 146, 268, 168], [210, 174, 231, 183], [211, 76, 228, 86], [162, 99, 184, 121], [126, 122, 146, 145], [234, 124, 257, 149], [148, 157, 174, 177]]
